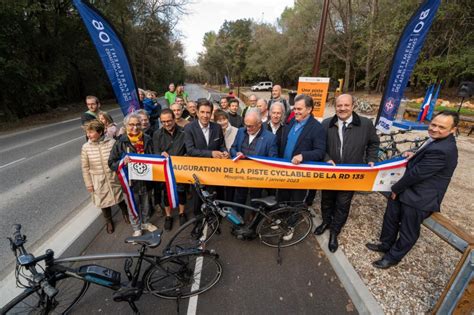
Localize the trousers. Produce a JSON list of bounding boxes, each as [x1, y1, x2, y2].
[[380, 198, 432, 262]]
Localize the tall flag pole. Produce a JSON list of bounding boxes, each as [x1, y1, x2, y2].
[[73, 0, 140, 116], [375, 0, 441, 133], [418, 84, 434, 121]]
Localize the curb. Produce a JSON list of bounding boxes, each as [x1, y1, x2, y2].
[[0, 202, 107, 307], [311, 213, 384, 314]]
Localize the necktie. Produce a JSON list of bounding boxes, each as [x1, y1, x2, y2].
[[342, 122, 347, 133]]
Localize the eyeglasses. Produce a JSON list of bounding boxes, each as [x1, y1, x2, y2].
[[245, 124, 259, 129], [127, 123, 140, 128]]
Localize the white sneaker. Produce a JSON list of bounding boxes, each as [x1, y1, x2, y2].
[[132, 230, 142, 237], [270, 219, 281, 230], [142, 223, 158, 232], [282, 228, 294, 241]]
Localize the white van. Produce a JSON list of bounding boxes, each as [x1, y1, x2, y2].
[[250, 81, 273, 91]]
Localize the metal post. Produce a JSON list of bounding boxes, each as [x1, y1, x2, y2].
[[312, 0, 330, 76]]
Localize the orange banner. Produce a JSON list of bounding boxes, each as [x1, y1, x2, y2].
[[297, 77, 330, 118], [134, 156, 407, 192]]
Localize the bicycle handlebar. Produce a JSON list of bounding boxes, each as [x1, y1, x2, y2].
[[8, 224, 59, 297]]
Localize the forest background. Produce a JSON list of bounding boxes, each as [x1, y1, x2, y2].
[[1, 0, 472, 121]]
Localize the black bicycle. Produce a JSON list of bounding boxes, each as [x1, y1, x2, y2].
[[378, 130, 429, 161], [163, 175, 313, 263], [1, 224, 222, 314]]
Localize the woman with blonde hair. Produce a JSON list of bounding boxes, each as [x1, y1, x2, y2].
[[81, 120, 130, 234]]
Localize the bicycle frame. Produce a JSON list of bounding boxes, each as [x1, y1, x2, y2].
[[52, 247, 158, 291]]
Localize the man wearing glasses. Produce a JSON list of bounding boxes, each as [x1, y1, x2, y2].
[[81, 95, 101, 126], [153, 109, 188, 230], [230, 108, 278, 217]]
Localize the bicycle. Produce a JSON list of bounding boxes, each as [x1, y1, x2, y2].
[[378, 132, 429, 161], [1, 224, 222, 314], [163, 175, 313, 264]]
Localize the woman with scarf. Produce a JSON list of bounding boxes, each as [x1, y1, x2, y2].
[[81, 120, 130, 234], [108, 112, 157, 237]]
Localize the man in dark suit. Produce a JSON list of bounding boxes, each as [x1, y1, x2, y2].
[[367, 111, 459, 269], [184, 98, 228, 215], [314, 94, 380, 253], [230, 108, 278, 216], [277, 94, 326, 202]]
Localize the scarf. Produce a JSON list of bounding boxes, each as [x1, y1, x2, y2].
[[128, 132, 144, 154]]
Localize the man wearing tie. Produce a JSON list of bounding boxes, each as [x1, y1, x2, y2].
[[315, 94, 379, 253], [367, 111, 459, 269], [184, 98, 228, 215]]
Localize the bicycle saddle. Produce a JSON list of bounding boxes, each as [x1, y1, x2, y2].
[[251, 196, 278, 208], [125, 231, 162, 248]]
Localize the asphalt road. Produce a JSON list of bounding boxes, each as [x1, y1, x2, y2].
[[69, 211, 355, 314], [0, 84, 219, 274]]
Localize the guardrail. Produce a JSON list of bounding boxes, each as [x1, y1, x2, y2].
[[425, 213, 474, 314]]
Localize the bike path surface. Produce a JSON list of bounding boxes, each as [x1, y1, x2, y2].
[[73, 211, 356, 314]]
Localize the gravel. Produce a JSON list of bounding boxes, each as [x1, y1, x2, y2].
[[312, 132, 473, 313]]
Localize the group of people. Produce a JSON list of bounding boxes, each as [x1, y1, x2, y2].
[[79, 83, 459, 270]]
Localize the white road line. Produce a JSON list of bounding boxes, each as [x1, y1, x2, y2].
[[47, 136, 84, 151], [0, 157, 26, 170], [187, 223, 209, 315]]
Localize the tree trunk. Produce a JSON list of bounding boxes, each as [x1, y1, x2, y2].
[[344, 59, 351, 92], [365, 0, 378, 93]]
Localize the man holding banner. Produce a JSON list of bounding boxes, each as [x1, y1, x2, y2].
[[184, 99, 228, 215], [315, 94, 379, 253], [368, 111, 458, 269], [277, 94, 326, 203]]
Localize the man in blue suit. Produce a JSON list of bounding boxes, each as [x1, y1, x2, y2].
[[277, 94, 326, 202], [367, 111, 459, 269], [184, 98, 228, 215], [230, 108, 278, 216]]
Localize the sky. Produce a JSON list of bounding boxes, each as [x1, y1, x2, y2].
[[177, 0, 295, 65]]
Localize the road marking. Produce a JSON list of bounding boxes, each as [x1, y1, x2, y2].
[[0, 157, 26, 170], [47, 136, 84, 151], [187, 223, 209, 315]]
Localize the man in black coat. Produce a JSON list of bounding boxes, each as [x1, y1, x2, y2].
[[367, 111, 459, 269], [314, 94, 380, 253], [277, 94, 326, 202], [153, 108, 188, 230], [184, 98, 228, 215]]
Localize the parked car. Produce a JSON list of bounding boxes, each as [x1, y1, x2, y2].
[[250, 81, 273, 91]]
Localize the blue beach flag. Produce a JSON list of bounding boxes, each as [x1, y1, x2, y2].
[[426, 82, 441, 121], [418, 84, 434, 121], [73, 0, 140, 116], [375, 0, 441, 133]]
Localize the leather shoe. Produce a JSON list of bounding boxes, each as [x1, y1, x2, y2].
[[372, 257, 398, 269], [366, 242, 389, 253], [314, 222, 330, 235], [328, 232, 338, 253]]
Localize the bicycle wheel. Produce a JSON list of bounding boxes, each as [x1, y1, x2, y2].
[[144, 250, 222, 299], [1, 273, 89, 314], [163, 213, 220, 254], [257, 208, 313, 248]]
